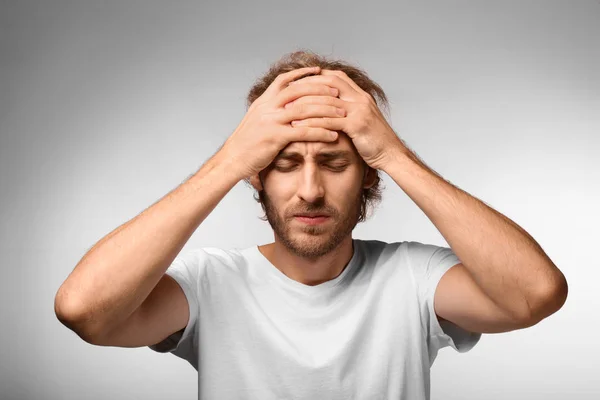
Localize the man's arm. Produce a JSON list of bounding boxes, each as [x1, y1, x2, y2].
[[54, 151, 241, 342], [270, 69, 568, 329], [54, 66, 346, 344], [272, 69, 568, 331], [383, 149, 568, 327]]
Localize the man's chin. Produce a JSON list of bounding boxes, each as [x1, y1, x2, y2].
[[285, 237, 337, 259], [290, 223, 332, 237], [285, 226, 330, 241]]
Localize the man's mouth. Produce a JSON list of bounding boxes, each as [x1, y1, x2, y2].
[[294, 215, 331, 225]]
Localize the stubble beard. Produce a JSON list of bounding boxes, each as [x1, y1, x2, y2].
[[260, 188, 363, 260]]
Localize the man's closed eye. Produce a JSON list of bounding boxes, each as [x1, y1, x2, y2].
[[274, 163, 349, 172]]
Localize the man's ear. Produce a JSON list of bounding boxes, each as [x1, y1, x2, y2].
[[362, 166, 378, 189], [249, 174, 263, 191]]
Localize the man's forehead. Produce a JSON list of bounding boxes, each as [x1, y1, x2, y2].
[[277, 132, 359, 159], [277, 140, 357, 160]]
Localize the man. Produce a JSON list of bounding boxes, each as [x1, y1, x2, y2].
[[55, 51, 568, 400]]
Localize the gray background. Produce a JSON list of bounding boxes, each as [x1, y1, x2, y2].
[[1, 0, 598, 399]]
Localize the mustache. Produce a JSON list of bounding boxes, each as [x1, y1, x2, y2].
[[289, 205, 335, 216]]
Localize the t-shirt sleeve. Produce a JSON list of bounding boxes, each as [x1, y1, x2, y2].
[[147, 248, 203, 371], [405, 241, 482, 365]]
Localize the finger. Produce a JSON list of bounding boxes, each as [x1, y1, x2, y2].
[[275, 103, 346, 125], [262, 66, 321, 99], [281, 125, 339, 143], [320, 69, 368, 97], [287, 74, 360, 102], [284, 95, 347, 110], [290, 117, 346, 132], [275, 83, 339, 109]]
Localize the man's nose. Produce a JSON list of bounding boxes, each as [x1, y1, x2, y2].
[[296, 165, 325, 204]]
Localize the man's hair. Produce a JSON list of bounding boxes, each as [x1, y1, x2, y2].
[[244, 49, 389, 223]]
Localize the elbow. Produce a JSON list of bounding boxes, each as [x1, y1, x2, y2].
[[525, 270, 569, 325], [54, 290, 103, 344]]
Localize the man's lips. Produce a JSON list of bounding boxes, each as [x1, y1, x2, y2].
[[293, 214, 331, 225]]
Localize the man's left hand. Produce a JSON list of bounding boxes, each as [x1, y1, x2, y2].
[[285, 69, 408, 170]]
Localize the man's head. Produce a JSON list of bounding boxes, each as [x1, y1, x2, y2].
[[245, 50, 389, 258]]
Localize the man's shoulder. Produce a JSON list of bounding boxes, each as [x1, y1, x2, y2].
[[355, 238, 404, 250], [355, 238, 407, 260], [173, 245, 250, 274], [358, 238, 449, 253], [357, 239, 455, 270]]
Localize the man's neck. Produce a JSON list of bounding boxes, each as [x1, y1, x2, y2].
[[258, 237, 354, 286]]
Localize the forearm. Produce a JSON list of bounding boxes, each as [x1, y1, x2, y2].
[[55, 151, 242, 340], [383, 148, 567, 321]]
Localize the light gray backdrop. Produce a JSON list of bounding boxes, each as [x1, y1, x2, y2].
[[1, 1, 598, 399]]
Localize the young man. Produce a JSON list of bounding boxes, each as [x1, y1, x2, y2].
[[55, 51, 568, 400]]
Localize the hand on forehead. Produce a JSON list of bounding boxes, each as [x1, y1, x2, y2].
[[279, 67, 398, 172], [288, 69, 368, 102]]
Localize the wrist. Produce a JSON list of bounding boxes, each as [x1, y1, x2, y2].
[[208, 150, 248, 183], [381, 144, 419, 174], [187, 151, 242, 189]]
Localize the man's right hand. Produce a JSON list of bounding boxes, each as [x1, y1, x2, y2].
[[218, 66, 346, 180]]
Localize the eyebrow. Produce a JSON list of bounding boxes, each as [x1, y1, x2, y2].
[[275, 150, 354, 161]]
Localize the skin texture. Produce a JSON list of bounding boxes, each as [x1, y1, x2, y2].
[[53, 66, 347, 341], [251, 133, 377, 286], [284, 69, 568, 328]]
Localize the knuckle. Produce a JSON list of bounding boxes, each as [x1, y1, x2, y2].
[[297, 103, 309, 116], [321, 85, 335, 94], [328, 96, 339, 105], [332, 76, 346, 87], [295, 128, 309, 139], [285, 83, 300, 96], [320, 75, 336, 85], [273, 72, 287, 83]]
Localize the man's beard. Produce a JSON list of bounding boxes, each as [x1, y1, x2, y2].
[[260, 188, 363, 260]]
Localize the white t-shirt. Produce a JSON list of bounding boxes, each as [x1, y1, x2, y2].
[[149, 238, 481, 399]]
